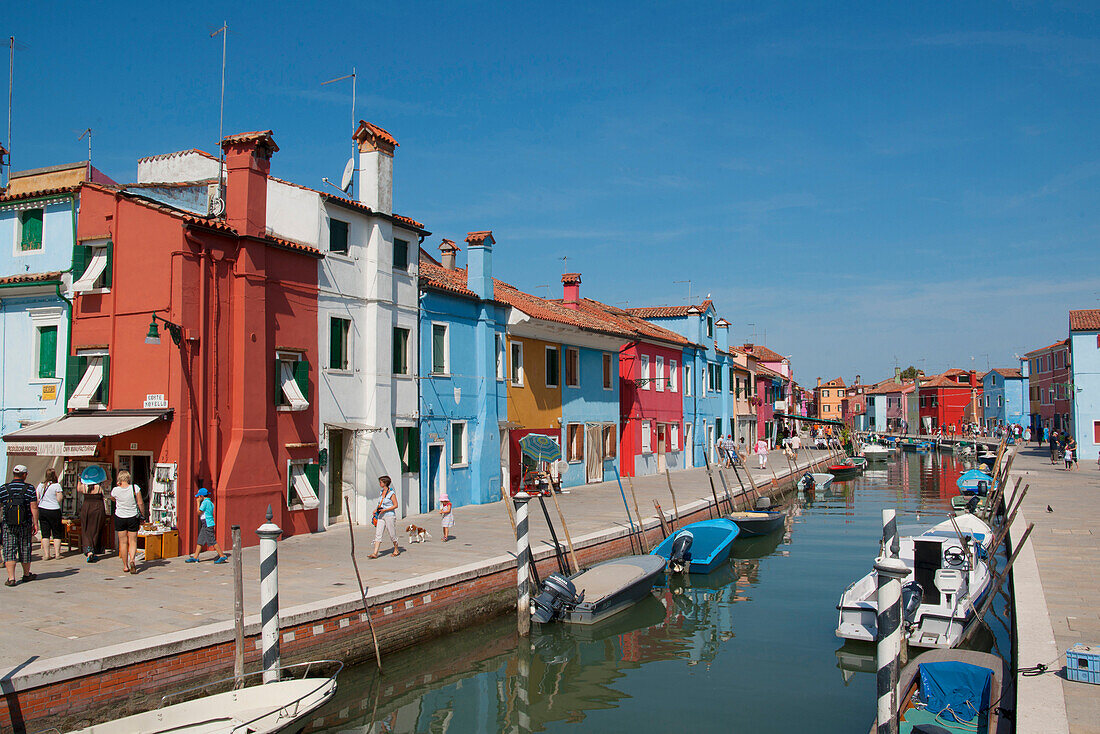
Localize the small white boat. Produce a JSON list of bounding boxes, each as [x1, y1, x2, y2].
[[835, 515, 993, 649], [66, 661, 341, 734], [797, 472, 835, 498], [860, 444, 891, 461]]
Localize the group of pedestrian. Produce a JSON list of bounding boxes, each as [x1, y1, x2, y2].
[[1047, 430, 1080, 470], [368, 475, 455, 559]]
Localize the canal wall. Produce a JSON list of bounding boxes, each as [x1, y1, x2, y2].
[[0, 449, 843, 732]]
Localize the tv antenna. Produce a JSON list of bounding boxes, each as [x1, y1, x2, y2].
[[674, 279, 692, 305], [559, 255, 568, 273], [321, 68, 357, 196], [77, 128, 92, 163]]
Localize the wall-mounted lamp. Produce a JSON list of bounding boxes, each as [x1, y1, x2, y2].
[[145, 313, 183, 346]]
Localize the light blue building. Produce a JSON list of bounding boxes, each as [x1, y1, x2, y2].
[[866, 391, 887, 433], [0, 163, 111, 473], [981, 368, 1026, 432], [559, 342, 620, 486], [1070, 311, 1100, 463], [418, 236, 508, 510]]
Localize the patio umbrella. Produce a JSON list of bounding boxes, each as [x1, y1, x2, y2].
[[519, 434, 562, 463]]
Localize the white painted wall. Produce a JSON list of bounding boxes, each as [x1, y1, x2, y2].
[[136, 152, 219, 184]]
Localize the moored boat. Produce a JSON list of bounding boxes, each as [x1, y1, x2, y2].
[[650, 518, 740, 574], [797, 472, 835, 496], [728, 497, 786, 537], [828, 460, 862, 478], [531, 555, 667, 625], [861, 444, 891, 461]]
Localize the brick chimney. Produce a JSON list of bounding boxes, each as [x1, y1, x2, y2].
[[439, 239, 458, 270], [715, 318, 729, 352], [220, 130, 278, 238], [562, 273, 581, 309], [354, 120, 397, 215], [817, 377, 821, 387], [466, 231, 494, 300], [969, 370, 977, 387]]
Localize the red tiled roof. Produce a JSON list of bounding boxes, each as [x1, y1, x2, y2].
[[136, 148, 219, 164], [566, 299, 692, 347], [354, 120, 399, 148], [0, 271, 63, 286], [920, 370, 977, 389], [1024, 338, 1069, 356], [0, 185, 80, 203], [817, 377, 846, 389], [392, 213, 426, 230], [267, 175, 428, 233], [990, 367, 1023, 379], [439, 239, 458, 253], [741, 344, 786, 363], [221, 130, 279, 152], [626, 298, 714, 319], [1070, 309, 1100, 331], [466, 231, 494, 244], [756, 364, 784, 380]]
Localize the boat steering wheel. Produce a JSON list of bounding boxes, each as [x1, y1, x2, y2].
[[943, 545, 966, 566]]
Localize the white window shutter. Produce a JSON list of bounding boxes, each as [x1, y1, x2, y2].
[[67, 357, 104, 409], [279, 361, 309, 411]]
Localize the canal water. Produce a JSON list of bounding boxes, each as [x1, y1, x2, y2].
[[306, 450, 1011, 733]]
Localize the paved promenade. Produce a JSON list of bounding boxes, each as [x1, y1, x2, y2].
[[1008, 447, 1100, 734], [0, 446, 837, 679]]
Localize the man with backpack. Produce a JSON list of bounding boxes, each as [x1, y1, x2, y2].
[[2, 464, 40, 587]]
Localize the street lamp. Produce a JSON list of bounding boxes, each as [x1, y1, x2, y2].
[[145, 313, 183, 346]]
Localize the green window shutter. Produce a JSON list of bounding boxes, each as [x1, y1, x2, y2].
[[392, 327, 408, 374], [294, 358, 310, 403], [38, 326, 58, 379], [99, 355, 110, 404], [329, 219, 349, 254], [71, 243, 89, 283], [275, 359, 284, 405], [304, 463, 320, 491], [407, 427, 419, 473], [103, 241, 113, 288], [394, 239, 409, 271], [329, 318, 342, 369], [65, 355, 85, 405], [21, 209, 43, 250]]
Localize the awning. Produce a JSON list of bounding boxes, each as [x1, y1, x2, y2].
[[4, 409, 173, 456], [773, 412, 844, 427], [325, 421, 383, 432]]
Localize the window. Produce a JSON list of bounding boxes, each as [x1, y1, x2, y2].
[[565, 348, 579, 387], [567, 424, 583, 462], [729, 366, 735, 393], [716, 364, 723, 392], [641, 421, 652, 453], [329, 218, 349, 254], [496, 335, 505, 381], [450, 421, 467, 466], [393, 238, 410, 272], [510, 342, 524, 385], [19, 208, 43, 251], [684, 363, 692, 396], [998, 396, 1003, 408], [431, 323, 449, 374], [602, 424, 617, 458], [545, 346, 560, 388], [655, 356, 664, 392], [823, 389, 829, 398], [329, 317, 350, 370], [276, 351, 309, 410], [602, 353, 613, 390], [67, 351, 109, 409], [37, 325, 58, 379], [640, 355, 650, 390], [669, 359, 678, 392], [1093, 421, 1100, 443], [396, 426, 419, 473], [392, 327, 409, 375], [72, 239, 111, 292], [706, 316, 714, 338], [670, 422, 680, 450], [287, 462, 321, 510]]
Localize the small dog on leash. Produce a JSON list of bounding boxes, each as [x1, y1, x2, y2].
[[405, 524, 432, 543]]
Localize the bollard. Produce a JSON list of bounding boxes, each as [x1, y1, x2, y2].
[[874, 556, 910, 734], [881, 509, 899, 559], [232, 525, 245, 689], [256, 505, 283, 683], [515, 492, 532, 637]]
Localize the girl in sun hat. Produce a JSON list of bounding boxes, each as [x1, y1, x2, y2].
[[186, 488, 227, 564], [439, 492, 454, 541]]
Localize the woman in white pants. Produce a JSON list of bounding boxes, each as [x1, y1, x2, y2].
[[369, 476, 400, 559], [754, 438, 769, 469]]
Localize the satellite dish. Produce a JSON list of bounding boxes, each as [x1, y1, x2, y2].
[[339, 157, 355, 193]]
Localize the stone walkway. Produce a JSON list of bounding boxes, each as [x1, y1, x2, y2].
[[1009, 447, 1100, 734], [0, 446, 838, 676]]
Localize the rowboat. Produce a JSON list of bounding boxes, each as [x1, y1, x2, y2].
[[66, 661, 341, 734], [531, 555, 667, 625], [728, 497, 786, 537], [651, 518, 741, 574], [828, 460, 862, 478], [876, 649, 1012, 734], [836, 514, 993, 649], [956, 469, 994, 495], [861, 444, 891, 461], [797, 472, 835, 497]]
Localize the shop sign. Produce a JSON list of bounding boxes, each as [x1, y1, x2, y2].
[[143, 393, 169, 409], [6, 442, 98, 457], [40, 385, 58, 401]]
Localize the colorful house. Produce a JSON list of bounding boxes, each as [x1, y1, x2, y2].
[[1069, 309, 1100, 462], [917, 369, 983, 433], [815, 377, 846, 422], [417, 234, 508, 509], [741, 344, 792, 443], [1024, 339, 1072, 436], [981, 368, 1026, 432], [842, 377, 869, 431], [729, 349, 758, 446]]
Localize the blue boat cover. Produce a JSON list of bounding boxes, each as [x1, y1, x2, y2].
[[917, 661, 992, 724], [956, 469, 994, 494]]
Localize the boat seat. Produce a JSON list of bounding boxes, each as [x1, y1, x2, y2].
[[934, 569, 963, 594], [574, 559, 654, 603]]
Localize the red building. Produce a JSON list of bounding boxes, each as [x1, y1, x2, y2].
[[917, 369, 982, 433], [1024, 339, 1072, 435], [62, 131, 321, 550]]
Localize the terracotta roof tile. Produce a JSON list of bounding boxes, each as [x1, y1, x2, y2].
[[1070, 309, 1100, 331], [741, 344, 786, 363], [465, 231, 494, 244], [0, 185, 80, 203], [818, 377, 846, 388], [990, 367, 1023, 379], [920, 370, 978, 389], [566, 299, 692, 347], [0, 271, 63, 286], [1024, 338, 1069, 356], [626, 298, 715, 319], [354, 120, 399, 148], [136, 148, 219, 164], [221, 130, 279, 152]]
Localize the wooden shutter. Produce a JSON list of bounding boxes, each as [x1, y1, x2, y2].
[[21, 209, 43, 250], [275, 358, 283, 405], [304, 463, 320, 492], [38, 326, 57, 379], [71, 243, 89, 286], [294, 357, 310, 403], [329, 318, 343, 369], [65, 355, 86, 405], [103, 241, 113, 288], [99, 356, 110, 404]]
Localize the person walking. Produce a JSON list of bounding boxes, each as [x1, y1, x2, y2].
[[754, 438, 769, 470], [36, 469, 65, 561], [185, 488, 227, 563], [79, 476, 106, 563], [1049, 430, 1060, 465], [791, 432, 801, 460], [1, 465, 39, 586], [369, 475, 400, 559], [1067, 438, 1079, 471], [111, 470, 146, 574]]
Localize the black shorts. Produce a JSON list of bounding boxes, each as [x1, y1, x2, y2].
[[114, 515, 141, 533], [38, 508, 64, 539]]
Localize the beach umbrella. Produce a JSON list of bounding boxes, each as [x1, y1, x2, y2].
[[519, 434, 561, 463]]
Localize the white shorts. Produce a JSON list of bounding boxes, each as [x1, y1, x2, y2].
[[374, 513, 397, 543]]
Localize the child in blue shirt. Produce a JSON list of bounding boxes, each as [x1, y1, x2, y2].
[[185, 488, 228, 563]]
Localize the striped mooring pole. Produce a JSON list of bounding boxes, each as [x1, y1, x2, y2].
[[874, 555, 910, 734], [881, 509, 899, 558], [516, 639, 532, 733], [256, 505, 283, 684], [515, 492, 532, 638]]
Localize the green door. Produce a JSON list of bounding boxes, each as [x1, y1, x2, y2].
[[327, 431, 344, 519]]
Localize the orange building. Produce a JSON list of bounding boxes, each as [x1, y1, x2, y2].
[[815, 377, 846, 421]]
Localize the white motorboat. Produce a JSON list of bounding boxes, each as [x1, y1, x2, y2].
[[835, 515, 993, 649], [797, 472, 835, 498], [860, 444, 891, 461], [66, 661, 341, 734]]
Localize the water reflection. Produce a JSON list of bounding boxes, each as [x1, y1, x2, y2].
[[306, 451, 1010, 734]]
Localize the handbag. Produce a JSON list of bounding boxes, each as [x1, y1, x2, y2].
[[133, 486, 146, 522]]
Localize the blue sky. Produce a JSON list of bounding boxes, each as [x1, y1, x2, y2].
[[6, 1, 1100, 383]]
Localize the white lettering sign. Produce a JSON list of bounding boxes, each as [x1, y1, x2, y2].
[[5, 442, 98, 457], [143, 394, 169, 409]]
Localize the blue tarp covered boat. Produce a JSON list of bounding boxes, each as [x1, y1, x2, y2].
[[887, 649, 1011, 734], [956, 469, 994, 495], [651, 518, 740, 574]]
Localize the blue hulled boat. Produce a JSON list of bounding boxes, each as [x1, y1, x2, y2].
[[651, 518, 740, 574]]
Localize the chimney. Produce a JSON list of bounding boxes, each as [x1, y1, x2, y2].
[[562, 272, 581, 309], [895, 366, 901, 380], [855, 374, 861, 385], [969, 370, 977, 387], [715, 318, 729, 352], [465, 231, 495, 300], [686, 306, 702, 344], [817, 377, 821, 387], [353, 120, 397, 215], [439, 239, 458, 270], [220, 130, 278, 238]]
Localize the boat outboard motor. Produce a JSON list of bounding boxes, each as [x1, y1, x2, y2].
[[798, 473, 815, 492], [755, 496, 773, 511], [668, 530, 694, 574], [531, 573, 581, 623], [976, 480, 990, 497], [965, 495, 981, 515], [901, 581, 924, 627]]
